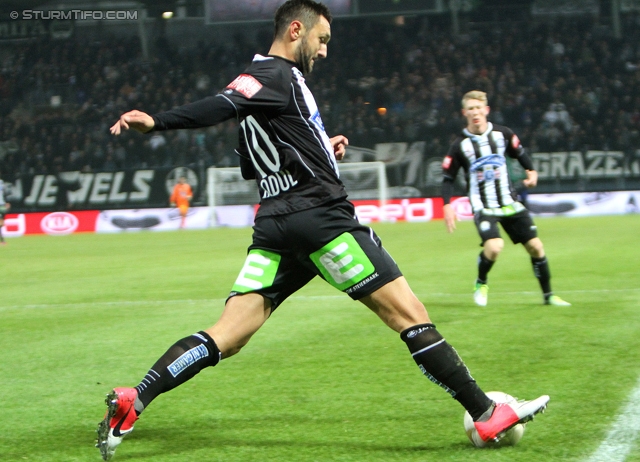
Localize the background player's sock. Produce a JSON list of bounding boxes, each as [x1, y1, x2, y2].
[[531, 256, 552, 296], [134, 331, 221, 413], [477, 252, 494, 283], [401, 324, 493, 420]]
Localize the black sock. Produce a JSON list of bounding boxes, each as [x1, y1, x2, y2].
[[135, 331, 221, 411], [401, 324, 493, 421], [477, 252, 494, 284], [531, 256, 552, 297]]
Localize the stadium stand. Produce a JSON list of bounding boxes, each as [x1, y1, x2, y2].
[[1, 11, 639, 195]]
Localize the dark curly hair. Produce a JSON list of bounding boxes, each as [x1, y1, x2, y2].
[[273, 0, 332, 40]]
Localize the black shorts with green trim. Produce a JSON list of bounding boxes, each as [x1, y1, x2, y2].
[[228, 199, 402, 310], [474, 209, 538, 245]]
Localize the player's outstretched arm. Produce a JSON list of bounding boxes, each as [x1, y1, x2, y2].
[[443, 204, 457, 233], [110, 110, 155, 135], [330, 135, 349, 161]]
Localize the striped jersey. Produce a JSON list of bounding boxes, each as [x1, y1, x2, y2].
[[443, 123, 526, 213], [152, 54, 347, 218]]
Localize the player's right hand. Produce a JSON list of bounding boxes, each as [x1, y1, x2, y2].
[[110, 110, 155, 135], [443, 204, 457, 233]]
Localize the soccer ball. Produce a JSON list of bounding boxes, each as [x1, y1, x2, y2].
[[463, 391, 526, 448]]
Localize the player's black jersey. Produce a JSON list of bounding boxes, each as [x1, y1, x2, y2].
[[443, 123, 527, 213], [153, 54, 347, 217]]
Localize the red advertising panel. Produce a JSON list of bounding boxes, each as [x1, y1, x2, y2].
[[351, 197, 444, 224], [3, 210, 100, 237]]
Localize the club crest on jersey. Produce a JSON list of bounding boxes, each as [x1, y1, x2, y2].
[[226, 74, 262, 98]]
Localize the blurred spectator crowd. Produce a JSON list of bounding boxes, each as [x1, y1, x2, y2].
[[1, 13, 639, 180]]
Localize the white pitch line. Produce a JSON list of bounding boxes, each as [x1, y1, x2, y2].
[[0, 287, 638, 312], [584, 376, 640, 462]]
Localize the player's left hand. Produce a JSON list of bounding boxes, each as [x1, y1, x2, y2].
[[330, 135, 349, 161], [5, 202, 9, 211], [523, 170, 538, 188]]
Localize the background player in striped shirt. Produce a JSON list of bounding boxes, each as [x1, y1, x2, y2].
[[442, 90, 570, 307]]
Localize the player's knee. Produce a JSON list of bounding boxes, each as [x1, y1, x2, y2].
[[525, 238, 544, 257], [484, 239, 503, 260], [386, 298, 432, 332]]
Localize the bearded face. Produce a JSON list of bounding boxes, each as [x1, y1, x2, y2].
[[291, 16, 330, 75], [295, 35, 315, 75]]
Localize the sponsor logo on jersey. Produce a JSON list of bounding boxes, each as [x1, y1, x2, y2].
[[226, 74, 262, 98], [477, 168, 501, 182], [470, 154, 505, 172]]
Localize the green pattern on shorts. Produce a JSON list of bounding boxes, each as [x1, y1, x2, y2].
[[310, 232, 375, 291], [232, 249, 281, 293]]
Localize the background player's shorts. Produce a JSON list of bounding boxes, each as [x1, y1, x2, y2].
[[228, 200, 402, 310], [474, 209, 538, 245], [178, 204, 189, 216]]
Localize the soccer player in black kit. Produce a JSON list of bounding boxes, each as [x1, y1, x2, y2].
[[97, 2, 549, 459], [442, 90, 571, 307]]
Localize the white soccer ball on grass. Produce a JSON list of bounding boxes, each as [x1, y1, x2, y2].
[[463, 391, 526, 448]]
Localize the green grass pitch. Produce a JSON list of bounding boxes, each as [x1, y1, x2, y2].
[[1, 214, 639, 461]]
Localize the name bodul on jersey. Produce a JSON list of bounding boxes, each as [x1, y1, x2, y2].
[[259, 169, 298, 198], [235, 60, 338, 204], [240, 116, 300, 199]]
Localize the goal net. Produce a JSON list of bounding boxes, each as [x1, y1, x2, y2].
[[207, 161, 388, 225]]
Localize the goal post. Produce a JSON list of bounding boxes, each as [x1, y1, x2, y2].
[[338, 161, 388, 203], [207, 161, 388, 226]]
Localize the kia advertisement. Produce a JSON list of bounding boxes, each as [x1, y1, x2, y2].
[[3, 210, 100, 237]]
